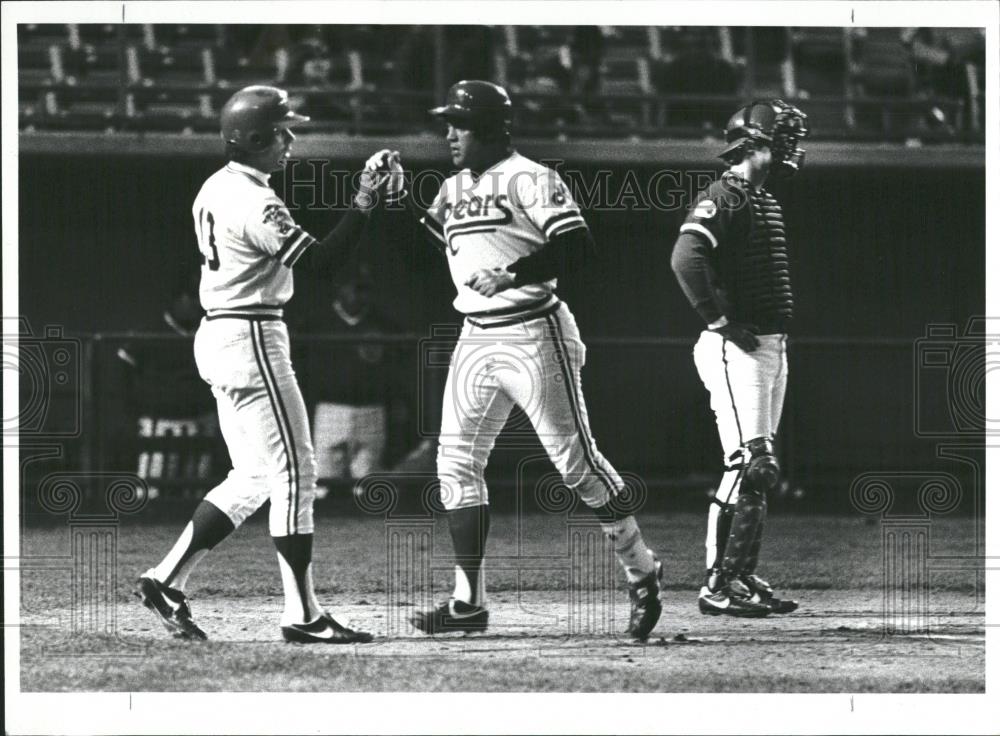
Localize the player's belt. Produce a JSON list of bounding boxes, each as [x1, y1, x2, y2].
[[205, 305, 284, 321], [465, 297, 560, 329]]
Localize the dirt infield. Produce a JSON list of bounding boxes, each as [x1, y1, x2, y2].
[[18, 512, 985, 692]]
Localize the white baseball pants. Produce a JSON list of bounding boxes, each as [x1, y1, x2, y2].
[[437, 302, 622, 511], [693, 330, 788, 503], [193, 317, 317, 536]]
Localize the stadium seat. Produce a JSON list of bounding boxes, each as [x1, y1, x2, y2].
[[169, 24, 224, 48], [599, 57, 652, 129], [18, 23, 69, 46], [139, 45, 209, 86], [603, 26, 652, 56], [127, 86, 215, 132], [42, 85, 123, 131], [17, 43, 57, 84], [63, 43, 125, 85], [849, 29, 918, 136], [18, 77, 50, 129], [658, 26, 723, 62], [851, 29, 915, 96], [209, 46, 278, 88], [15, 24, 987, 141], [514, 78, 570, 134], [790, 27, 848, 96], [68, 23, 120, 47]]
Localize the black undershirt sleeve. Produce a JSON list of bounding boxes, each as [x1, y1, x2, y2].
[[671, 231, 725, 324], [399, 191, 447, 256], [292, 207, 370, 278], [505, 226, 596, 285]]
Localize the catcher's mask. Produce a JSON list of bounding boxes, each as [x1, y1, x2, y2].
[[720, 99, 809, 179]]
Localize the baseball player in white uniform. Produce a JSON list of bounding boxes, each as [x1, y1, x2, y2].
[[136, 85, 388, 644], [671, 99, 808, 617], [379, 81, 663, 640]]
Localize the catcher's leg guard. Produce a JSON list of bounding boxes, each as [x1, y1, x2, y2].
[[720, 437, 778, 577], [721, 487, 767, 576], [744, 436, 780, 495], [744, 513, 765, 575], [706, 500, 735, 591]]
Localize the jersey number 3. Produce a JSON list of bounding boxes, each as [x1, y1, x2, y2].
[[198, 209, 221, 271]]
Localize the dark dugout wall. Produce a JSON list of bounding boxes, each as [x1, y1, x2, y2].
[[18, 147, 985, 509], [20, 153, 984, 338]]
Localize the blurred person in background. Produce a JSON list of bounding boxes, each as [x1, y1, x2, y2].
[[115, 271, 220, 502], [903, 27, 985, 133], [651, 28, 740, 130], [513, 27, 607, 129], [285, 32, 357, 122], [300, 263, 404, 490]]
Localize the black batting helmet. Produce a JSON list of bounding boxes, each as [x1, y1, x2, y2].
[[720, 99, 809, 178], [220, 85, 309, 152], [429, 80, 513, 132]]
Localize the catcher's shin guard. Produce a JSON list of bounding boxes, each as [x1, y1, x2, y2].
[[744, 511, 764, 575], [720, 437, 777, 577], [713, 501, 735, 567], [744, 437, 780, 493], [720, 487, 767, 576]]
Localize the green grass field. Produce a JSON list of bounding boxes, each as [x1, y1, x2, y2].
[[18, 511, 984, 692]]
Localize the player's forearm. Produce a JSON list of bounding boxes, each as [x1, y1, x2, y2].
[[506, 227, 595, 285], [293, 208, 370, 277], [671, 232, 725, 324]]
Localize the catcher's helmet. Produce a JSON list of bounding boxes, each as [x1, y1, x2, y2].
[[220, 85, 309, 152], [429, 80, 513, 129], [720, 99, 809, 178]]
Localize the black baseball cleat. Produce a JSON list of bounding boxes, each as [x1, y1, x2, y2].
[[626, 559, 663, 640], [742, 574, 799, 614], [410, 599, 489, 635], [698, 577, 771, 618], [281, 613, 374, 644], [135, 575, 208, 640]]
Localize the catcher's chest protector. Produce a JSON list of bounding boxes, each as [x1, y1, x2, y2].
[[731, 184, 794, 333]]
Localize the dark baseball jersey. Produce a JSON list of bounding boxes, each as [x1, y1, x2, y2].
[[675, 171, 793, 334]]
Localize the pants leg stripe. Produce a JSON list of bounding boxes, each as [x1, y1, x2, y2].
[[544, 312, 618, 495], [721, 339, 744, 446], [257, 322, 301, 535], [250, 322, 299, 535]]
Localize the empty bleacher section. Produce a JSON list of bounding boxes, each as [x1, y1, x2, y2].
[[17, 24, 986, 141]]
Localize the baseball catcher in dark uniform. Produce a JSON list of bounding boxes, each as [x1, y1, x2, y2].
[[671, 99, 808, 617]]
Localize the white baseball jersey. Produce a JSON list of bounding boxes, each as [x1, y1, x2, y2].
[[421, 154, 623, 515], [189, 160, 320, 537], [192, 161, 318, 319], [420, 152, 587, 317]]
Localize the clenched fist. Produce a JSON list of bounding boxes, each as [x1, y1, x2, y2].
[[465, 268, 516, 298]]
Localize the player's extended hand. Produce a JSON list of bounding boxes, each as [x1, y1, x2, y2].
[[712, 321, 760, 352], [355, 150, 392, 212], [465, 268, 516, 298], [384, 151, 405, 200], [363, 149, 393, 173]]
